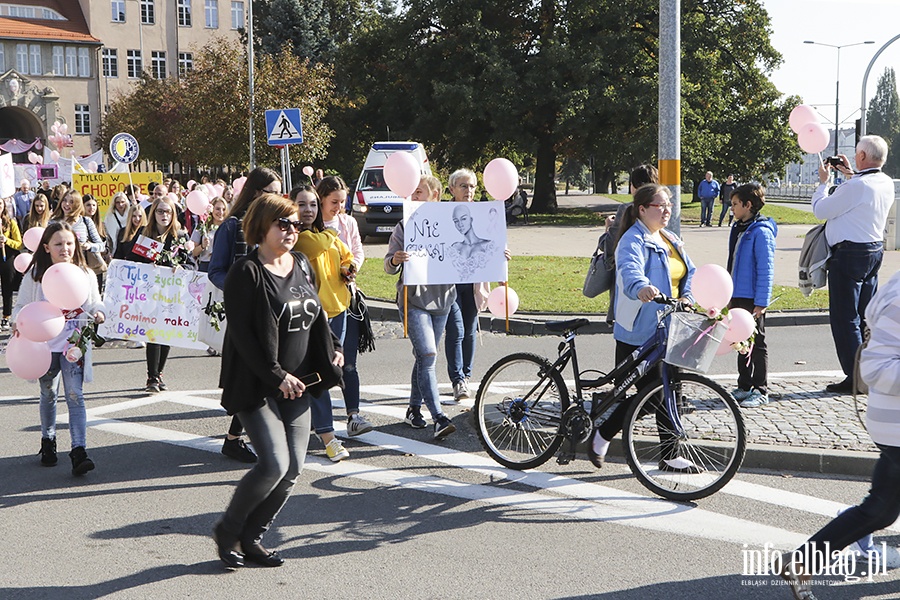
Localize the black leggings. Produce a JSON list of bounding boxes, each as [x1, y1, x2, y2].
[[146, 343, 170, 379], [0, 252, 18, 318]]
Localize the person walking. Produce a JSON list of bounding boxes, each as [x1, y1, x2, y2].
[[0, 196, 23, 329], [697, 171, 719, 227], [726, 183, 776, 408], [811, 135, 894, 394], [104, 192, 130, 256], [13, 180, 34, 231], [717, 174, 738, 227], [213, 192, 343, 570]]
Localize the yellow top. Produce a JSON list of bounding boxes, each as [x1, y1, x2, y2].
[[294, 229, 353, 318], [2, 218, 23, 252], [662, 236, 686, 294]]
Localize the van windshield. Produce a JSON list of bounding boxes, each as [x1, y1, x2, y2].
[[359, 169, 388, 191]]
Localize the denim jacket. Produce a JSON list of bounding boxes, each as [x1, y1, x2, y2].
[[614, 220, 695, 345]]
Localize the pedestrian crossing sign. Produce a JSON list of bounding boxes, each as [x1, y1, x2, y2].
[[265, 108, 304, 146]]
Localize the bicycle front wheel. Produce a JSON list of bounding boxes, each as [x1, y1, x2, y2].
[[474, 353, 569, 470], [622, 372, 746, 501]]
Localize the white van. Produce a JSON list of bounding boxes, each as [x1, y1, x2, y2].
[[352, 141, 431, 239]]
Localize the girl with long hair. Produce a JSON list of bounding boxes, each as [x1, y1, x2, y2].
[[113, 203, 149, 259], [104, 192, 130, 255], [0, 196, 23, 328], [22, 194, 51, 232]]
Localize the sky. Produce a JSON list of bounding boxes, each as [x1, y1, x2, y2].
[[760, 0, 900, 131]]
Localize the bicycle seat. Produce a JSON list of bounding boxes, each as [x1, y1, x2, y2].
[[544, 318, 591, 332]]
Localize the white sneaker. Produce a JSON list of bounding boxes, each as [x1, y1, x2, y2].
[[325, 438, 349, 462], [347, 413, 374, 437], [454, 380, 470, 400]]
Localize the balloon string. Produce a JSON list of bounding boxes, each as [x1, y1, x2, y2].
[[403, 286, 408, 338], [504, 284, 509, 333]]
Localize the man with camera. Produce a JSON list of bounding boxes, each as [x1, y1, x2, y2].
[[812, 135, 894, 394]]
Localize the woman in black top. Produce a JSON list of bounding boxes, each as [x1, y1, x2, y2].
[[213, 193, 343, 570], [117, 195, 194, 392]]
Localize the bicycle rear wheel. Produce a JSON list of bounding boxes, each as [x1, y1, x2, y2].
[[474, 353, 569, 470], [622, 372, 745, 501]]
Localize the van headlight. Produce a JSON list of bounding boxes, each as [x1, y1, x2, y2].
[[352, 203, 368, 213]]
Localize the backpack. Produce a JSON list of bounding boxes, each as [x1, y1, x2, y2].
[[798, 223, 830, 297]]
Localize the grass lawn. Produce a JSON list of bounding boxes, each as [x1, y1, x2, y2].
[[357, 256, 830, 313]]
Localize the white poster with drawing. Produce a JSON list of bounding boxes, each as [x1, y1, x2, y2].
[[402, 200, 508, 285]]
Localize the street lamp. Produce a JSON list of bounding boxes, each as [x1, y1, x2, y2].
[[803, 40, 875, 156]]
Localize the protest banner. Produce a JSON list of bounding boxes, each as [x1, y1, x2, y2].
[[99, 259, 208, 350], [72, 171, 164, 218], [402, 200, 508, 285]]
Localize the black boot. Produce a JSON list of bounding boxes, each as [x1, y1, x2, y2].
[[39, 437, 58, 467], [69, 446, 95, 476]]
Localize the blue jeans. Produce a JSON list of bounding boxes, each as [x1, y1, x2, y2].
[[796, 444, 900, 573], [700, 197, 715, 225], [827, 243, 883, 377], [342, 313, 361, 414], [310, 311, 346, 435], [405, 306, 449, 421], [221, 395, 311, 544], [445, 284, 478, 384], [39, 352, 87, 449]]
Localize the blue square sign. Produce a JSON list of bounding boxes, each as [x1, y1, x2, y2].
[[265, 108, 304, 146]]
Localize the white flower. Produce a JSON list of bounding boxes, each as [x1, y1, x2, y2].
[[65, 346, 83, 363]]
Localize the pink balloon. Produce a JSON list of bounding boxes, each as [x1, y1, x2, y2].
[[87, 161, 97, 172], [59, 123, 68, 135], [16, 301, 65, 343], [383, 152, 420, 198], [213, 184, 224, 197], [186, 179, 196, 191], [50, 150, 60, 162], [302, 166, 314, 177], [798, 122, 830, 154], [23, 227, 45, 252], [483, 158, 519, 200], [35, 155, 43, 164], [186, 190, 210, 215], [43, 263, 90, 310], [690, 264, 733, 310], [27, 152, 39, 164], [487, 286, 519, 318], [715, 341, 734, 356], [13, 252, 33, 274], [5, 334, 52, 380], [167, 192, 179, 205], [723, 308, 755, 343], [789, 104, 819, 134], [232, 176, 246, 197], [51, 123, 59, 134]]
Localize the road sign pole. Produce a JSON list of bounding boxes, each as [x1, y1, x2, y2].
[[284, 145, 292, 192]]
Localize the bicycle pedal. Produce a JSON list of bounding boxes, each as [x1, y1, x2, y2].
[[556, 452, 575, 465]]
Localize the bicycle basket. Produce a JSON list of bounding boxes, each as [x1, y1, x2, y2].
[[664, 312, 727, 373]]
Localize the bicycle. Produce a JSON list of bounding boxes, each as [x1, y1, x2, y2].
[[473, 296, 746, 501]]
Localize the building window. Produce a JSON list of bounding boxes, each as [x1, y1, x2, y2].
[[0, 45, 5, 72], [65, 46, 76, 76], [15, 43, 27, 73], [151, 51, 166, 79], [178, 52, 193, 76], [127, 49, 142, 78], [52, 45, 63, 75], [140, 0, 154, 24], [29, 44, 40, 75], [102, 48, 118, 77], [177, 0, 191, 26], [230, 1, 243, 29], [78, 47, 90, 77], [204, 0, 218, 28], [111, 0, 125, 22], [75, 104, 91, 135]]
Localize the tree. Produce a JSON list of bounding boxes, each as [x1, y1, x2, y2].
[[867, 67, 900, 177], [257, 0, 336, 62]]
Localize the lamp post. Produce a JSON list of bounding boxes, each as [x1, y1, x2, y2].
[[803, 40, 874, 156]]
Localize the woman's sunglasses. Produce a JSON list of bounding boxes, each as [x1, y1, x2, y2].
[[276, 218, 303, 232]]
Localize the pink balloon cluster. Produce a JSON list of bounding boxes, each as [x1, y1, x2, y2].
[[48, 121, 71, 151], [27, 152, 43, 165], [789, 104, 829, 154]]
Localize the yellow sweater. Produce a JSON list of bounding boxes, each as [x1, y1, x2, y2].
[[2, 219, 23, 253], [294, 229, 353, 318]]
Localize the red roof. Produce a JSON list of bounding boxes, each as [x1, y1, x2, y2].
[[0, 1, 99, 44]]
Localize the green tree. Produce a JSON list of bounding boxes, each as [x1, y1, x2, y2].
[[257, 0, 336, 62], [867, 67, 900, 177]]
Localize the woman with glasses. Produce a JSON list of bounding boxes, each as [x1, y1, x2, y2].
[[117, 195, 194, 393], [214, 192, 342, 570], [209, 166, 282, 464], [587, 183, 701, 474]]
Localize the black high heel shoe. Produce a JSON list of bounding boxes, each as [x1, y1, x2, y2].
[[241, 540, 285, 567], [213, 523, 244, 570]]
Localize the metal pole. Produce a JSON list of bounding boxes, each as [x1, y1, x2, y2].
[[659, 0, 681, 235], [284, 145, 292, 192], [248, 0, 256, 169], [834, 48, 840, 156], [860, 33, 900, 137]]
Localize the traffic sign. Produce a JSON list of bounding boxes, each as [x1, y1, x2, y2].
[[110, 132, 140, 164], [265, 108, 304, 146]]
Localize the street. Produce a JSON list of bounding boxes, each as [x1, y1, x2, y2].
[[1, 323, 897, 599]]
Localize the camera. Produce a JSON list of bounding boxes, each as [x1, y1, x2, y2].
[[824, 156, 844, 168]]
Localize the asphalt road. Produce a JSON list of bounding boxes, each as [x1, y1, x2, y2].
[[1, 324, 897, 599]]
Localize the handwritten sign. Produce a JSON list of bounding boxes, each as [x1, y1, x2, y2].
[[72, 172, 163, 219], [99, 259, 208, 349], [0, 152, 14, 198], [402, 200, 508, 285]]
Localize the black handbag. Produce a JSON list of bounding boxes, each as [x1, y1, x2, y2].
[[348, 283, 376, 353], [583, 232, 613, 298]]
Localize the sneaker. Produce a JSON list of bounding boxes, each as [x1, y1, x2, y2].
[[69, 446, 95, 476], [405, 406, 427, 429], [144, 378, 160, 393], [222, 437, 258, 463], [39, 437, 58, 467], [434, 415, 456, 440], [0, 318, 8, 330], [347, 413, 374, 437], [454, 379, 470, 400], [325, 438, 350, 462], [731, 387, 753, 401], [740, 389, 769, 408], [777, 552, 818, 600]]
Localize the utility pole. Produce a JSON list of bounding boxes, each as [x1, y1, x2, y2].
[[659, 0, 681, 235]]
